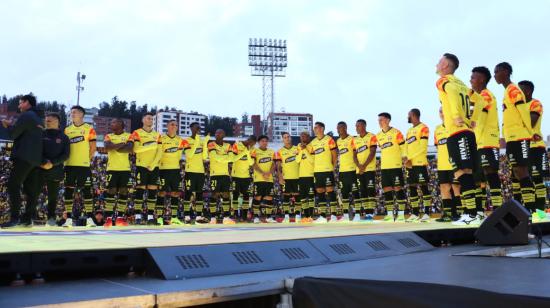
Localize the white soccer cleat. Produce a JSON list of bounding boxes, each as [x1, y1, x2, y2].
[[383, 214, 394, 222], [452, 214, 476, 226], [314, 216, 328, 224], [352, 214, 361, 222], [328, 215, 338, 223], [222, 217, 236, 225], [420, 213, 431, 222], [406, 214, 419, 223], [209, 217, 217, 224], [295, 214, 302, 223], [396, 211, 406, 222], [86, 217, 96, 227], [266, 217, 277, 223], [283, 214, 290, 223], [253, 217, 260, 224], [341, 213, 350, 222], [62, 218, 73, 228]]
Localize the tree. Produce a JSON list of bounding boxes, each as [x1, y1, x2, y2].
[[205, 115, 238, 136], [241, 112, 249, 123]]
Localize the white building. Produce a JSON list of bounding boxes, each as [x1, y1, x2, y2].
[[154, 110, 206, 136], [268, 112, 313, 142], [84, 107, 99, 125]]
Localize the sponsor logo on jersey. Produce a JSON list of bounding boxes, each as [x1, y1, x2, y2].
[[240, 155, 248, 161], [458, 137, 468, 160], [143, 141, 156, 146], [165, 147, 179, 153], [259, 157, 272, 163], [406, 136, 417, 144], [195, 148, 203, 154], [381, 142, 393, 149], [70, 136, 84, 143], [437, 138, 447, 145], [339, 148, 349, 154], [314, 148, 325, 154], [356, 145, 367, 153], [285, 156, 296, 163]]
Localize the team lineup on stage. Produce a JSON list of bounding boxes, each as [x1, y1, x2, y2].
[[1, 53, 547, 228]]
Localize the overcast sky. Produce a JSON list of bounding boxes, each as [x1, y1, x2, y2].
[[1, 0, 549, 136]]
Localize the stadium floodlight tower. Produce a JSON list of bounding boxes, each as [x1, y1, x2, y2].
[[76, 72, 86, 106], [248, 38, 287, 139]]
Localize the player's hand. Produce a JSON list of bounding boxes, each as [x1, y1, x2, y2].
[[533, 134, 542, 141], [279, 177, 285, 185], [2, 119, 12, 128], [405, 160, 412, 168], [470, 121, 477, 129], [262, 172, 270, 180], [147, 165, 155, 171], [40, 161, 53, 170], [453, 117, 464, 127]]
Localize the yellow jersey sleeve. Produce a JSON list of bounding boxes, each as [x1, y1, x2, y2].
[[159, 135, 184, 170], [182, 136, 205, 173], [65, 123, 95, 167], [337, 136, 356, 172], [405, 123, 429, 166], [502, 83, 533, 141], [437, 75, 473, 136], [208, 142, 231, 176], [130, 129, 161, 168], [278, 146, 300, 180], [476, 89, 500, 149], [297, 145, 315, 178], [530, 99, 545, 148], [105, 132, 131, 171], [353, 133, 377, 172], [231, 142, 253, 178], [434, 125, 452, 171]]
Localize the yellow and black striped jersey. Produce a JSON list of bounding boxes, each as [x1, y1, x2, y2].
[[436, 74, 474, 136], [530, 99, 545, 148], [64, 123, 96, 167], [405, 123, 429, 166], [353, 133, 377, 173], [129, 128, 161, 168], [277, 145, 300, 180], [337, 135, 356, 172], [434, 124, 452, 171], [104, 132, 131, 171], [159, 134, 184, 170], [376, 127, 405, 170], [502, 83, 533, 142]]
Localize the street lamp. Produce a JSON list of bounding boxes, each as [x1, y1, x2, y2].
[[76, 72, 86, 106]]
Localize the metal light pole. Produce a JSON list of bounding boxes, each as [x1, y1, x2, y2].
[[248, 38, 287, 140], [76, 72, 86, 106]]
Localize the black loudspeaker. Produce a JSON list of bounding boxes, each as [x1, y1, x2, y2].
[[475, 199, 531, 245]]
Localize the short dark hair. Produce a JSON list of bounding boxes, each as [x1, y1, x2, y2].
[[46, 112, 61, 122], [378, 112, 391, 120], [314, 121, 325, 128], [356, 119, 366, 126], [518, 80, 534, 92], [496, 62, 513, 75], [114, 118, 125, 128], [143, 112, 154, 117], [443, 53, 459, 70], [258, 135, 269, 142], [410, 108, 421, 118], [337, 121, 347, 127], [247, 135, 257, 142], [189, 122, 200, 129], [472, 66, 492, 85], [281, 132, 290, 137], [167, 119, 177, 124], [71, 105, 86, 115], [21, 94, 37, 107]]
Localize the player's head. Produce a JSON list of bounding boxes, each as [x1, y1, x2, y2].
[[142, 112, 154, 128], [356, 119, 366, 135], [336, 121, 347, 137], [494, 62, 512, 85], [378, 112, 391, 129], [408, 108, 420, 124], [245, 135, 257, 147], [436, 53, 459, 76], [282, 132, 292, 146], [518, 80, 534, 100], [258, 135, 268, 149], [71, 105, 85, 123], [167, 119, 178, 135], [110, 118, 125, 133], [45, 112, 60, 129], [189, 122, 201, 135], [19, 94, 36, 112], [300, 131, 311, 144], [314, 121, 325, 137], [470, 66, 491, 90], [215, 129, 225, 141], [439, 107, 444, 122]]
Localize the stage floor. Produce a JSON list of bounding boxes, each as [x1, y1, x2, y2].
[[0, 221, 478, 254]]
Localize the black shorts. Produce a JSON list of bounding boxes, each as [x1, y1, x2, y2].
[[282, 179, 299, 194], [185, 172, 206, 192], [64, 166, 91, 187], [314, 172, 335, 189], [232, 177, 252, 195], [107, 171, 130, 189], [530, 147, 550, 177], [159, 169, 182, 192], [254, 182, 274, 197], [210, 175, 231, 192], [381, 168, 405, 188], [338, 171, 357, 192], [299, 177, 315, 196], [447, 131, 477, 171], [406, 166, 429, 185], [478, 148, 500, 170], [506, 140, 530, 168], [136, 166, 159, 186], [437, 170, 455, 185], [357, 171, 376, 195]]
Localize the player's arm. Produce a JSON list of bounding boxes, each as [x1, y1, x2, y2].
[[530, 101, 542, 135], [446, 82, 469, 127], [117, 140, 134, 153], [408, 127, 429, 161], [516, 100, 535, 136], [329, 138, 337, 170], [149, 135, 163, 170], [50, 134, 71, 166], [362, 135, 377, 168], [470, 91, 484, 125], [397, 131, 407, 158], [88, 128, 97, 161], [271, 153, 279, 178]]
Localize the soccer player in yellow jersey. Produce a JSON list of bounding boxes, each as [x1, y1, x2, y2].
[[336, 122, 358, 222], [129, 112, 163, 225], [207, 129, 233, 224], [436, 53, 479, 225], [434, 108, 461, 222], [181, 122, 208, 223], [277, 132, 300, 223], [251, 135, 278, 223], [156, 120, 185, 225], [376, 112, 407, 222], [519, 80, 548, 213], [64, 105, 97, 226], [309, 122, 338, 223], [404, 109, 431, 222], [495, 62, 537, 212], [231, 135, 257, 222], [470, 67, 503, 212], [353, 119, 377, 222], [296, 131, 315, 222], [103, 119, 133, 226]]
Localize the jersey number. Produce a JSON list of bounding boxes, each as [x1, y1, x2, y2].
[[459, 93, 472, 119]]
